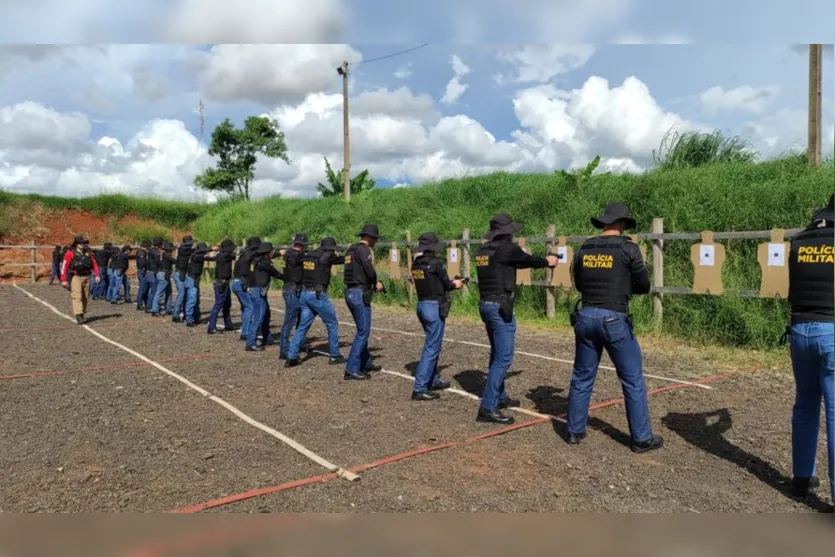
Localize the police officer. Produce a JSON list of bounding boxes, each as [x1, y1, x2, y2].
[[151, 241, 176, 316], [565, 202, 662, 453], [232, 237, 261, 342], [410, 232, 465, 400], [60, 236, 102, 324], [246, 242, 284, 352], [107, 245, 134, 304], [172, 235, 194, 322], [344, 224, 385, 377], [91, 242, 114, 300], [205, 239, 237, 334], [786, 194, 833, 511], [50, 245, 63, 286], [279, 233, 311, 360], [184, 242, 209, 327], [142, 238, 163, 314], [474, 214, 557, 424], [135, 239, 151, 311], [286, 237, 347, 369]]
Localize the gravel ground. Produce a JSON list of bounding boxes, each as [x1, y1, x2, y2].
[[1, 284, 830, 513]]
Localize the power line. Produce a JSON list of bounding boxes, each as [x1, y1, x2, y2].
[[354, 43, 429, 65]]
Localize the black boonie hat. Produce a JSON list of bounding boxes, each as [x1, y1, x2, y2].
[[319, 237, 343, 251], [357, 224, 380, 239], [220, 239, 236, 253], [246, 236, 261, 249], [195, 242, 209, 252], [417, 232, 444, 253], [72, 235, 89, 246], [591, 202, 636, 230], [140, 239, 152, 248], [163, 241, 174, 251], [812, 194, 834, 223], [257, 241, 274, 255], [484, 214, 522, 240], [182, 235, 194, 245], [152, 237, 164, 246], [103, 242, 113, 249], [122, 245, 132, 252], [292, 233, 311, 246]]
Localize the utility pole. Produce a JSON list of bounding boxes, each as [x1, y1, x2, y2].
[[338, 60, 351, 201], [808, 44, 822, 166]]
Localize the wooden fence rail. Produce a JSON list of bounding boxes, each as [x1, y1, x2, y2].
[[1, 221, 808, 324]]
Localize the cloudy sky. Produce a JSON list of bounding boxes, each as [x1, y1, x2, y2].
[[0, 3, 833, 202]]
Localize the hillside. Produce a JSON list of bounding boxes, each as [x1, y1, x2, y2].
[[1, 154, 833, 350]]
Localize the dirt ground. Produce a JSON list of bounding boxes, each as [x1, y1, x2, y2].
[[0, 283, 831, 513]]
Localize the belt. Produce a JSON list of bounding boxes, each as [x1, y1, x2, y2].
[[481, 294, 510, 302]]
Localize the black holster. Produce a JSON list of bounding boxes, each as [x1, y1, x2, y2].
[[215, 278, 229, 290], [779, 325, 791, 346], [570, 299, 582, 327], [439, 297, 451, 320], [362, 289, 373, 306], [498, 294, 514, 321]]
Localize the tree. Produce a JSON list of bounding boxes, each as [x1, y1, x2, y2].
[[194, 116, 290, 201], [316, 157, 376, 198]]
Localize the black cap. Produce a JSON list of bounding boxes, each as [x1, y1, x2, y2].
[[319, 237, 343, 251], [484, 214, 522, 240], [292, 233, 311, 246], [257, 241, 274, 255], [220, 239, 236, 253], [357, 224, 380, 239], [812, 194, 834, 223], [417, 232, 444, 253], [246, 236, 261, 250], [590, 203, 636, 230]]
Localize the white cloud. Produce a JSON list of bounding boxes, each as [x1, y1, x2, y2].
[[440, 55, 471, 105], [616, 33, 690, 44], [0, 102, 91, 154], [493, 45, 595, 84], [351, 87, 437, 120], [393, 64, 413, 79], [159, 0, 344, 43], [699, 85, 780, 115], [743, 108, 834, 158], [197, 44, 362, 105]]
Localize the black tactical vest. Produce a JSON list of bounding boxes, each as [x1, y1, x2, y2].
[[187, 252, 205, 277], [136, 248, 147, 272], [283, 248, 305, 289], [176, 245, 193, 273], [475, 241, 515, 299], [69, 249, 93, 274], [302, 249, 331, 290], [789, 225, 834, 324], [412, 255, 446, 301], [575, 236, 632, 310], [343, 243, 364, 287], [146, 248, 160, 273]]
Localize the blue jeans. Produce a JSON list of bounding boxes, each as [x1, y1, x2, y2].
[[151, 271, 171, 314], [107, 269, 129, 302], [136, 269, 147, 308], [50, 262, 60, 285], [479, 301, 516, 411], [414, 301, 447, 393], [345, 287, 372, 373], [789, 321, 834, 503], [566, 307, 653, 444], [280, 289, 303, 356], [231, 279, 253, 338], [172, 272, 187, 317], [208, 281, 234, 331], [288, 291, 340, 359], [246, 287, 272, 348], [184, 275, 200, 325], [91, 269, 107, 298], [143, 270, 157, 308]]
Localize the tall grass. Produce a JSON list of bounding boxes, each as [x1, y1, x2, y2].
[[653, 129, 757, 170]]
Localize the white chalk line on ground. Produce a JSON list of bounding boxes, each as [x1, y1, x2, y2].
[[198, 294, 711, 390], [13, 284, 359, 483]]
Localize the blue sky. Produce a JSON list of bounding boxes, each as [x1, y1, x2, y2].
[[0, 2, 832, 200]]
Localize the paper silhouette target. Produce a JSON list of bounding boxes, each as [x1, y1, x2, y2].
[[549, 236, 574, 289], [690, 231, 725, 295], [446, 239, 461, 279], [757, 229, 789, 298], [389, 243, 402, 280]]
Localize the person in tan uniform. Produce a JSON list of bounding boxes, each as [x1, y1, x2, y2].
[[61, 236, 101, 324]]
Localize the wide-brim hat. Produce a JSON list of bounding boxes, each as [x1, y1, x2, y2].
[[72, 235, 88, 246], [257, 241, 274, 255], [140, 239, 152, 248], [484, 214, 523, 240], [103, 242, 113, 249], [121, 245, 132, 252], [195, 242, 209, 252], [591, 202, 637, 230], [357, 224, 380, 239], [152, 237, 164, 246], [182, 235, 194, 245], [812, 194, 834, 223], [163, 241, 174, 251], [220, 239, 236, 253], [246, 236, 261, 249], [417, 232, 444, 253], [292, 233, 311, 246], [319, 237, 344, 251]]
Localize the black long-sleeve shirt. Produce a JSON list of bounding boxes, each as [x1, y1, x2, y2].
[[344, 242, 377, 288], [160, 253, 175, 275], [251, 256, 284, 288], [110, 252, 136, 272], [206, 251, 236, 280]]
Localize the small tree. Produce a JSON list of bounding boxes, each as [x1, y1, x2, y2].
[[194, 116, 290, 201], [316, 157, 376, 198]]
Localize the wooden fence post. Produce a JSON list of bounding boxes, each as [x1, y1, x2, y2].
[[461, 229, 471, 296], [30, 241, 36, 284], [652, 218, 664, 324], [545, 224, 556, 319], [405, 230, 414, 303]]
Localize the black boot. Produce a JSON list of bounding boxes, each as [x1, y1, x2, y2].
[[565, 432, 586, 445], [246, 345, 265, 352], [411, 391, 440, 401], [791, 476, 820, 497], [76, 315, 85, 325], [329, 355, 346, 365], [285, 358, 300, 367], [631, 434, 664, 454], [344, 371, 370, 381], [476, 407, 514, 425]]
